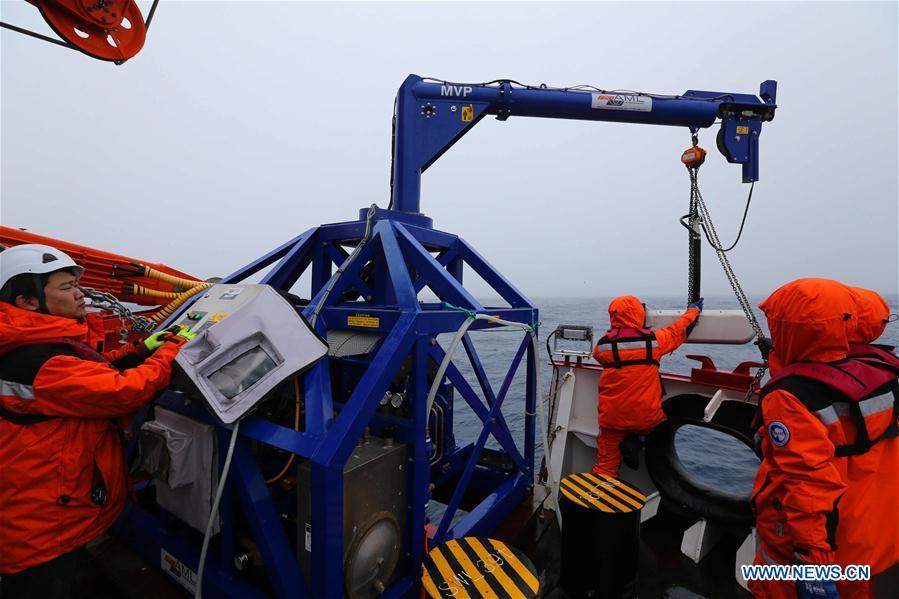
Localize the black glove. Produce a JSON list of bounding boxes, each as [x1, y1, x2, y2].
[[756, 335, 773, 361]]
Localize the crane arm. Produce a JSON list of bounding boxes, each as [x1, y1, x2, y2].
[[390, 75, 777, 213]]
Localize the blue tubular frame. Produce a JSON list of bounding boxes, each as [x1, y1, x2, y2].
[[432, 333, 532, 542], [121, 73, 776, 598], [128, 213, 539, 598]]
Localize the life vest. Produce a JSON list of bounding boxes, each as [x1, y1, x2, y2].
[[761, 353, 899, 458], [0, 338, 108, 425], [0, 337, 107, 362], [595, 327, 659, 368], [848, 342, 899, 365]]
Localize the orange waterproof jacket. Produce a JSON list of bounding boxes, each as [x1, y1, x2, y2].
[[592, 296, 699, 430], [763, 283, 888, 379], [752, 279, 899, 577], [843, 286, 899, 577], [0, 303, 180, 573], [847, 285, 890, 345]]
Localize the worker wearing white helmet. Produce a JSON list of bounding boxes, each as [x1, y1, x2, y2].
[[0, 244, 86, 317], [0, 244, 191, 599]]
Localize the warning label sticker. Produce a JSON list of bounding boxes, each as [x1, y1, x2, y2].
[[591, 93, 652, 112], [461, 104, 474, 122], [219, 288, 243, 301], [161, 548, 197, 594], [348, 314, 380, 328]]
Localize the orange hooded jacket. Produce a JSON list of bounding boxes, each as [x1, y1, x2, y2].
[[762, 285, 888, 375], [0, 302, 180, 573], [751, 279, 899, 598], [847, 285, 890, 345], [842, 286, 899, 585], [592, 296, 699, 431]]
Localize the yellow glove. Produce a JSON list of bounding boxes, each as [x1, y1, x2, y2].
[[143, 325, 195, 352], [175, 327, 197, 342], [144, 325, 179, 352]]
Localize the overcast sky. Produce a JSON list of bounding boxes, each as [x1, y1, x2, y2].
[[2, 1, 897, 303]]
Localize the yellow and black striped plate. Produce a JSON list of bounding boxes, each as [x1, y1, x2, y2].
[[559, 472, 646, 513], [421, 537, 540, 598]]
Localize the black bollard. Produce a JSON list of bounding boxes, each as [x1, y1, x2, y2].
[[421, 536, 540, 599], [559, 472, 646, 598]]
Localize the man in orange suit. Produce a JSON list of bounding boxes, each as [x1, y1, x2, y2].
[[591, 295, 701, 477]]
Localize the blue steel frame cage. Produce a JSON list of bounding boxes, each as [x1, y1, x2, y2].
[[119, 74, 777, 598]]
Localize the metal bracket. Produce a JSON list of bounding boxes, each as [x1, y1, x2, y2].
[[703, 389, 726, 422], [496, 80, 512, 121], [681, 518, 726, 563]]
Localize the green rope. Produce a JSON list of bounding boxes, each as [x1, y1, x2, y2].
[[530, 309, 540, 334], [441, 301, 478, 320], [442, 301, 543, 334]]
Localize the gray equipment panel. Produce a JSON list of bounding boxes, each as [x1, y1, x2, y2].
[[297, 438, 407, 598], [139, 407, 219, 534], [174, 284, 328, 424]]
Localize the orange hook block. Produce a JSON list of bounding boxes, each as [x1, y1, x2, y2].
[[681, 145, 707, 169], [29, 0, 147, 62]]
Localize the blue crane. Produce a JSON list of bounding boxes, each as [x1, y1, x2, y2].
[[391, 75, 777, 214], [124, 74, 777, 598]]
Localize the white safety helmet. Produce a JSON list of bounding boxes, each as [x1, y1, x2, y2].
[[0, 244, 85, 293]]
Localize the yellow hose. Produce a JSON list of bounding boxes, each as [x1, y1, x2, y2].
[[265, 378, 301, 485], [150, 282, 214, 323], [138, 264, 204, 289], [131, 284, 182, 300]]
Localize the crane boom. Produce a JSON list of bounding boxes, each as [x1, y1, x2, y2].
[[391, 75, 777, 213]]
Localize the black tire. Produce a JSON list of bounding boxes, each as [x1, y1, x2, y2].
[[647, 395, 758, 526]]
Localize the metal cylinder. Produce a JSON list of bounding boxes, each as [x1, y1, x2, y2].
[[558, 472, 647, 598], [688, 213, 702, 304]]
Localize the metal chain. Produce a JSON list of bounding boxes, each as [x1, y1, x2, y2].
[[687, 167, 769, 399], [745, 355, 769, 402], [79, 286, 156, 343]]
